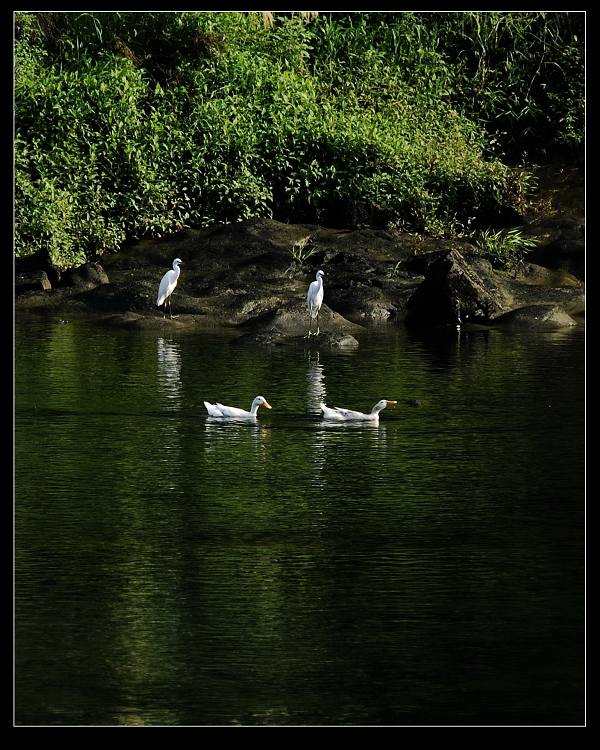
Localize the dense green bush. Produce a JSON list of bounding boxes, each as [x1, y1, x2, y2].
[[310, 12, 584, 156], [14, 11, 583, 269]]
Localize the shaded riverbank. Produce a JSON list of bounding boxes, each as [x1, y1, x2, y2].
[[15, 160, 584, 340]]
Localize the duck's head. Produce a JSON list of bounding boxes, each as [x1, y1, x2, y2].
[[253, 396, 272, 410], [372, 399, 398, 413]]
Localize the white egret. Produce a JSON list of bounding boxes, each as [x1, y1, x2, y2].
[[204, 396, 273, 419], [157, 258, 183, 318], [320, 399, 397, 422], [306, 269, 325, 337]]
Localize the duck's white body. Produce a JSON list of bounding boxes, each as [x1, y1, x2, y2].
[[204, 396, 272, 419], [320, 399, 397, 422]]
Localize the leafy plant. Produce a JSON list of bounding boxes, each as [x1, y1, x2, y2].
[[473, 227, 538, 272], [286, 234, 319, 274]]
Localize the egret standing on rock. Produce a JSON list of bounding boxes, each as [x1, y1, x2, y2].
[[157, 258, 183, 319], [306, 269, 325, 337]]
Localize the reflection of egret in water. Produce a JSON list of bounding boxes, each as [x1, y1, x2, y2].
[[157, 337, 182, 407], [156, 336, 182, 470], [306, 351, 326, 415], [304, 351, 328, 488]]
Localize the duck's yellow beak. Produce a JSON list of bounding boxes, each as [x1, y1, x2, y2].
[[386, 400, 398, 406], [263, 400, 272, 409]]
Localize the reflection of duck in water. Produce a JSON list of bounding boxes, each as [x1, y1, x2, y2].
[[306, 353, 326, 414], [204, 396, 272, 420], [320, 399, 397, 422], [203, 413, 269, 463]]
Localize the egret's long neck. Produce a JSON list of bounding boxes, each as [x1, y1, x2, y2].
[[173, 263, 181, 278]]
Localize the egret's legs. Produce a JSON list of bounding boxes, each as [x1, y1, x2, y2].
[[305, 315, 313, 339]]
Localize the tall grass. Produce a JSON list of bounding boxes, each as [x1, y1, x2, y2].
[[473, 227, 538, 272]]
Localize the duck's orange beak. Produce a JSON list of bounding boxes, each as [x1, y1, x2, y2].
[[262, 400, 272, 409], [386, 400, 398, 406]]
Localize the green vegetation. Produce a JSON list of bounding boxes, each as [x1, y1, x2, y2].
[[14, 11, 584, 269], [473, 227, 538, 272], [287, 234, 319, 274]]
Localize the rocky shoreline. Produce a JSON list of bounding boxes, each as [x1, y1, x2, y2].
[[15, 164, 585, 344]]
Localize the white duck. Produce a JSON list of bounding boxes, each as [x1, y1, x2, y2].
[[320, 399, 397, 422], [204, 396, 272, 419]]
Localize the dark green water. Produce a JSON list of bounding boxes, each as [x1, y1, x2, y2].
[[14, 314, 585, 726]]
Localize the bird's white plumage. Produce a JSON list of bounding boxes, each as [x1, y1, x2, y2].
[[204, 396, 272, 419], [307, 269, 324, 319], [305, 269, 325, 337], [157, 258, 182, 306], [320, 399, 397, 422]]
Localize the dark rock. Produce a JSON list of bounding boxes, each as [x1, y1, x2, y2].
[[527, 219, 585, 263], [234, 329, 359, 349], [15, 270, 51, 293], [15, 217, 585, 331], [316, 196, 394, 229], [62, 262, 109, 289], [405, 249, 449, 276], [406, 249, 513, 327], [512, 158, 585, 279], [503, 275, 584, 317], [493, 304, 577, 329], [66, 279, 157, 313], [14, 252, 61, 286], [263, 299, 363, 336], [328, 333, 359, 349], [233, 330, 290, 347], [96, 312, 200, 331], [514, 262, 582, 288]]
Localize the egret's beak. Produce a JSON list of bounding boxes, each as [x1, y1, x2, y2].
[[263, 400, 272, 410], [386, 400, 398, 406]]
